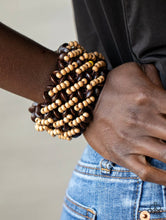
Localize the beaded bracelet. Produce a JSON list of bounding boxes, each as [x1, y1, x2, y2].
[[29, 41, 108, 140]]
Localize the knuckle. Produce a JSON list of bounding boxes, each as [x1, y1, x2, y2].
[[134, 90, 149, 106], [137, 167, 149, 181]]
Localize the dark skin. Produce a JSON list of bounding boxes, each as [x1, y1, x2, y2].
[[0, 22, 166, 185]]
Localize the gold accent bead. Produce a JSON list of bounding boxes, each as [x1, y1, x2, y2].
[[89, 60, 94, 66]]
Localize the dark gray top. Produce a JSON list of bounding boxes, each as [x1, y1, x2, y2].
[[72, 0, 166, 89]]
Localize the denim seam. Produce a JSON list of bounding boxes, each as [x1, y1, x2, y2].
[[65, 195, 95, 215], [74, 168, 139, 179], [133, 180, 140, 220], [138, 210, 166, 213], [63, 202, 94, 220], [77, 163, 131, 172]]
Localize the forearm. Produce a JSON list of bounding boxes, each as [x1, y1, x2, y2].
[[0, 22, 58, 102]]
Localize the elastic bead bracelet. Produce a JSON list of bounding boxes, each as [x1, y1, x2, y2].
[[28, 41, 108, 140]]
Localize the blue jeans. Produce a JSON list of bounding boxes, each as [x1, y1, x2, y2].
[[60, 144, 166, 220]]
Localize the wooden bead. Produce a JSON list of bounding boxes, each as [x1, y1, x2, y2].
[[48, 118, 53, 123], [90, 96, 95, 102], [64, 56, 69, 61], [65, 103, 71, 108], [74, 83, 80, 90], [64, 80, 70, 87], [92, 66, 98, 72], [58, 107, 63, 113], [73, 41, 78, 47], [66, 88, 72, 95], [76, 68, 82, 74], [71, 129, 75, 135], [65, 67, 70, 73], [61, 105, 67, 111], [69, 41, 74, 47], [87, 84, 93, 90], [48, 90, 54, 97], [90, 81, 96, 87], [86, 98, 92, 104], [67, 114, 73, 119], [56, 72, 62, 78], [40, 108, 45, 114], [67, 130, 72, 136], [44, 106, 49, 113], [48, 105, 53, 111], [51, 103, 57, 109], [76, 117, 81, 123], [78, 103, 84, 109], [56, 85, 62, 91], [55, 99, 62, 105], [73, 120, 78, 126], [72, 97, 78, 103], [94, 51, 99, 56], [80, 115, 85, 122], [64, 117, 69, 123], [74, 105, 80, 111], [83, 112, 89, 118], [71, 86, 76, 92], [83, 100, 88, 107], [83, 53, 88, 59], [60, 82, 66, 89], [82, 78, 88, 84], [74, 128, 80, 133], [60, 69, 67, 76], [79, 56, 84, 61], [80, 66, 86, 72], [35, 118, 41, 123], [72, 62, 78, 68], [53, 87, 58, 93], [68, 64, 74, 71], [68, 100, 74, 106], [45, 120, 50, 126], [68, 121, 73, 127], [68, 52, 74, 58], [39, 126, 44, 132], [60, 120, 64, 126], [78, 81, 84, 87]]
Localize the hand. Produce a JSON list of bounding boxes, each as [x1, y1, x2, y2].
[[84, 62, 166, 185]]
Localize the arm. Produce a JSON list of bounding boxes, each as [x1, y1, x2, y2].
[[0, 22, 58, 102]]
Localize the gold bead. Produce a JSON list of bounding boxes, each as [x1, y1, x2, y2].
[[68, 52, 74, 58], [48, 105, 53, 111], [59, 120, 64, 126], [83, 53, 88, 59], [45, 120, 49, 126], [39, 126, 43, 132], [35, 118, 41, 123], [74, 128, 80, 133], [61, 105, 67, 111], [90, 81, 96, 87], [40, 108, 45, 114], [79, 56, 84, 61], [80, 66, 85, 72], [48, 90, 54, 97], [58, 107, 63, 113], [44, 106, 49, 113], [89, 60, 94, 66], [71, 129, 75, 135], [94, 51, 99, 56], [56, 85, 62, 91], [73, 120, 78, 126], [73, 41, 78, 47], [86, 98, 91, 104], [68, 121, 73, 127], [51, 103, 57, 109]]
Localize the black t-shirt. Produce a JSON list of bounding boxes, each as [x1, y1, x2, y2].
[[72, 0, 166, 89]]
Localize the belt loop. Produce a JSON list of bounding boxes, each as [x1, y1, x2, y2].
[[100, 159, 114, 174]]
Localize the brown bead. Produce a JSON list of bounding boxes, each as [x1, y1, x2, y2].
[[50, 73, 58, 85], [52, 93, 59, 102], [77, 90, 84, 100], [68, 75, 75, 84], [60, 91, 68, 102], [87, 84, 93, 90]]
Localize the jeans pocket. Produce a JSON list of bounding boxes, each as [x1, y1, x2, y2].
[[61, 193, 97, 220]]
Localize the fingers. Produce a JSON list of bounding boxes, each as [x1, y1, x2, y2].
[[135, 136, 166, 163], [126, 155, 166, 185]]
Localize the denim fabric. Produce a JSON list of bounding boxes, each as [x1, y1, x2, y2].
[[60, 144, 166, 220]]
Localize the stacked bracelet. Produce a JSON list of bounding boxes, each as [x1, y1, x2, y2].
[[29, 41, 108, 140]]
